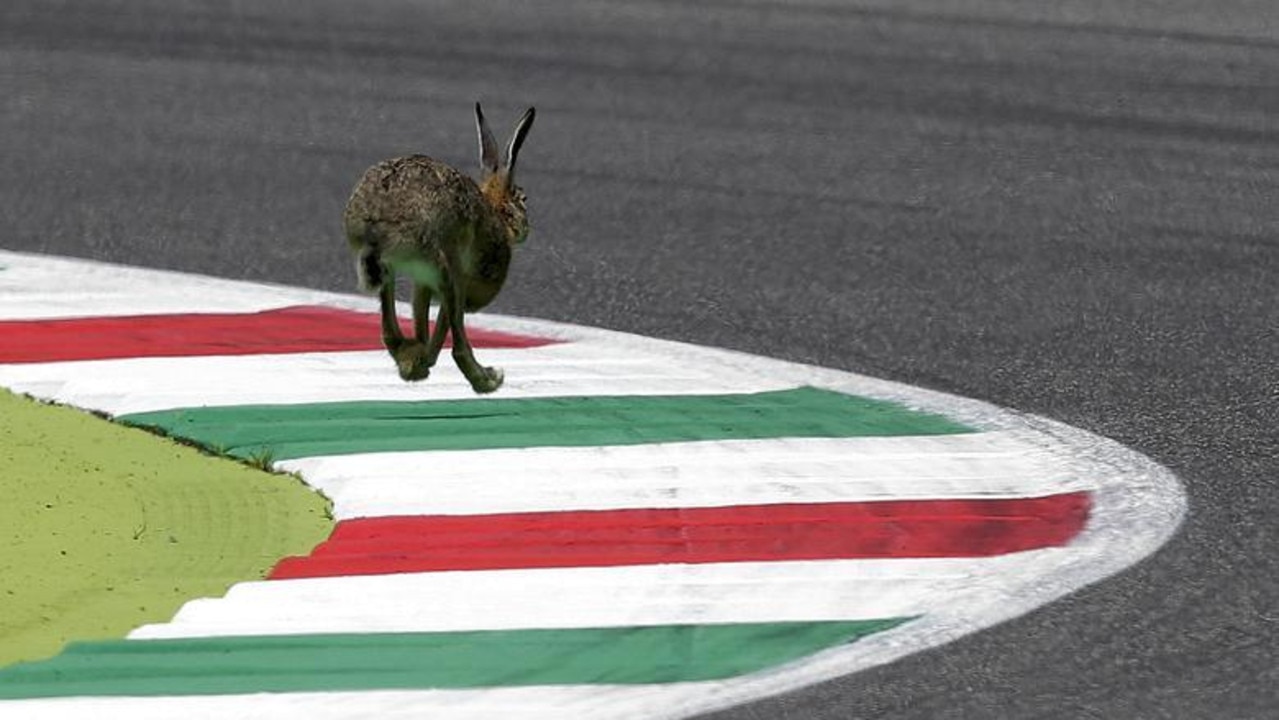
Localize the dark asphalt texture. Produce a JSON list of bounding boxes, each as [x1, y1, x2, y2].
[[2, 1, 1277, 717]]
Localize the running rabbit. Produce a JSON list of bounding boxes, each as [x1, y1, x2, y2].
[[342, 103, 535, 393]]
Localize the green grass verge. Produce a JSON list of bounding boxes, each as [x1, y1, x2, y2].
[[0, 389, 333, 668]]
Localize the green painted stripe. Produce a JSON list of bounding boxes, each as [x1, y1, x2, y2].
[[118, 387, 974, 461], [0, 619, 911, 698]]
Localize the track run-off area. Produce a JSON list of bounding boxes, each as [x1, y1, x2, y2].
[[0, 250, 1183, 718]]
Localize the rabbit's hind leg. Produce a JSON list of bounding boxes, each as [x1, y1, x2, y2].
[[354, 244, 385, 293], [445, 278, 503, 394], [411, 283, 432, 342], [416, 283, 451, 371], [376, 270, 405, 352], [378, 273, 430, 382]]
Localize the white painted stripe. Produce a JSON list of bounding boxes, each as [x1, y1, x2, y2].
[[280, 433, 1082, 519], [0, 686, 716, 720], [0, 250, 358, 319], [129, 554, 1051, 639], [0, 342, 799, 417]]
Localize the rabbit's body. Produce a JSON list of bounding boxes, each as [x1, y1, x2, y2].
[[344, 155, 510, 311], [342, 105, 535, 393]]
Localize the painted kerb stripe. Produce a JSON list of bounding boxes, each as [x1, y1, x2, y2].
[[271, 493, 1091, 578], [0, 620, 909, 698], [117, 386, 974, 461], [280, 434, 1092, 519], [128, 554, 1076, 639], [0, 251, 1186, 720], [0, 305, 552, 363]]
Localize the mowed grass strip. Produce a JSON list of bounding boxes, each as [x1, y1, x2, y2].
[[0, 390, 333, 667], [119, 387, 975, 462]]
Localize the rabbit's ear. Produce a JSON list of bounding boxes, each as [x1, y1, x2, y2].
[[475, 102, 501, 176], [504, 107, 536, 185]]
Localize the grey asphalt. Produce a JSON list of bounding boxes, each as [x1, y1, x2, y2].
[[2, 1, 1277, 717]]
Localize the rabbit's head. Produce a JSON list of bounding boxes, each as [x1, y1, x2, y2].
[[476, 103, 536, 246]]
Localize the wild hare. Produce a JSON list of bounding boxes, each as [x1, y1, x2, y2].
[[343, 103, 535, 394]]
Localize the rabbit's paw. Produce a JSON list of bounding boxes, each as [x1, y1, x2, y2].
[[469, 366, 504, 394], [394, 342, 432, 382]]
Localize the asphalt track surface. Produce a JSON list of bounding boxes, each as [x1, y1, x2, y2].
[[1, 1, 1276, 718]]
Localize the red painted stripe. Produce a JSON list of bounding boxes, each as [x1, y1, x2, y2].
[[270, 493, 1091, 579], [0, 306, 556, 363]]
